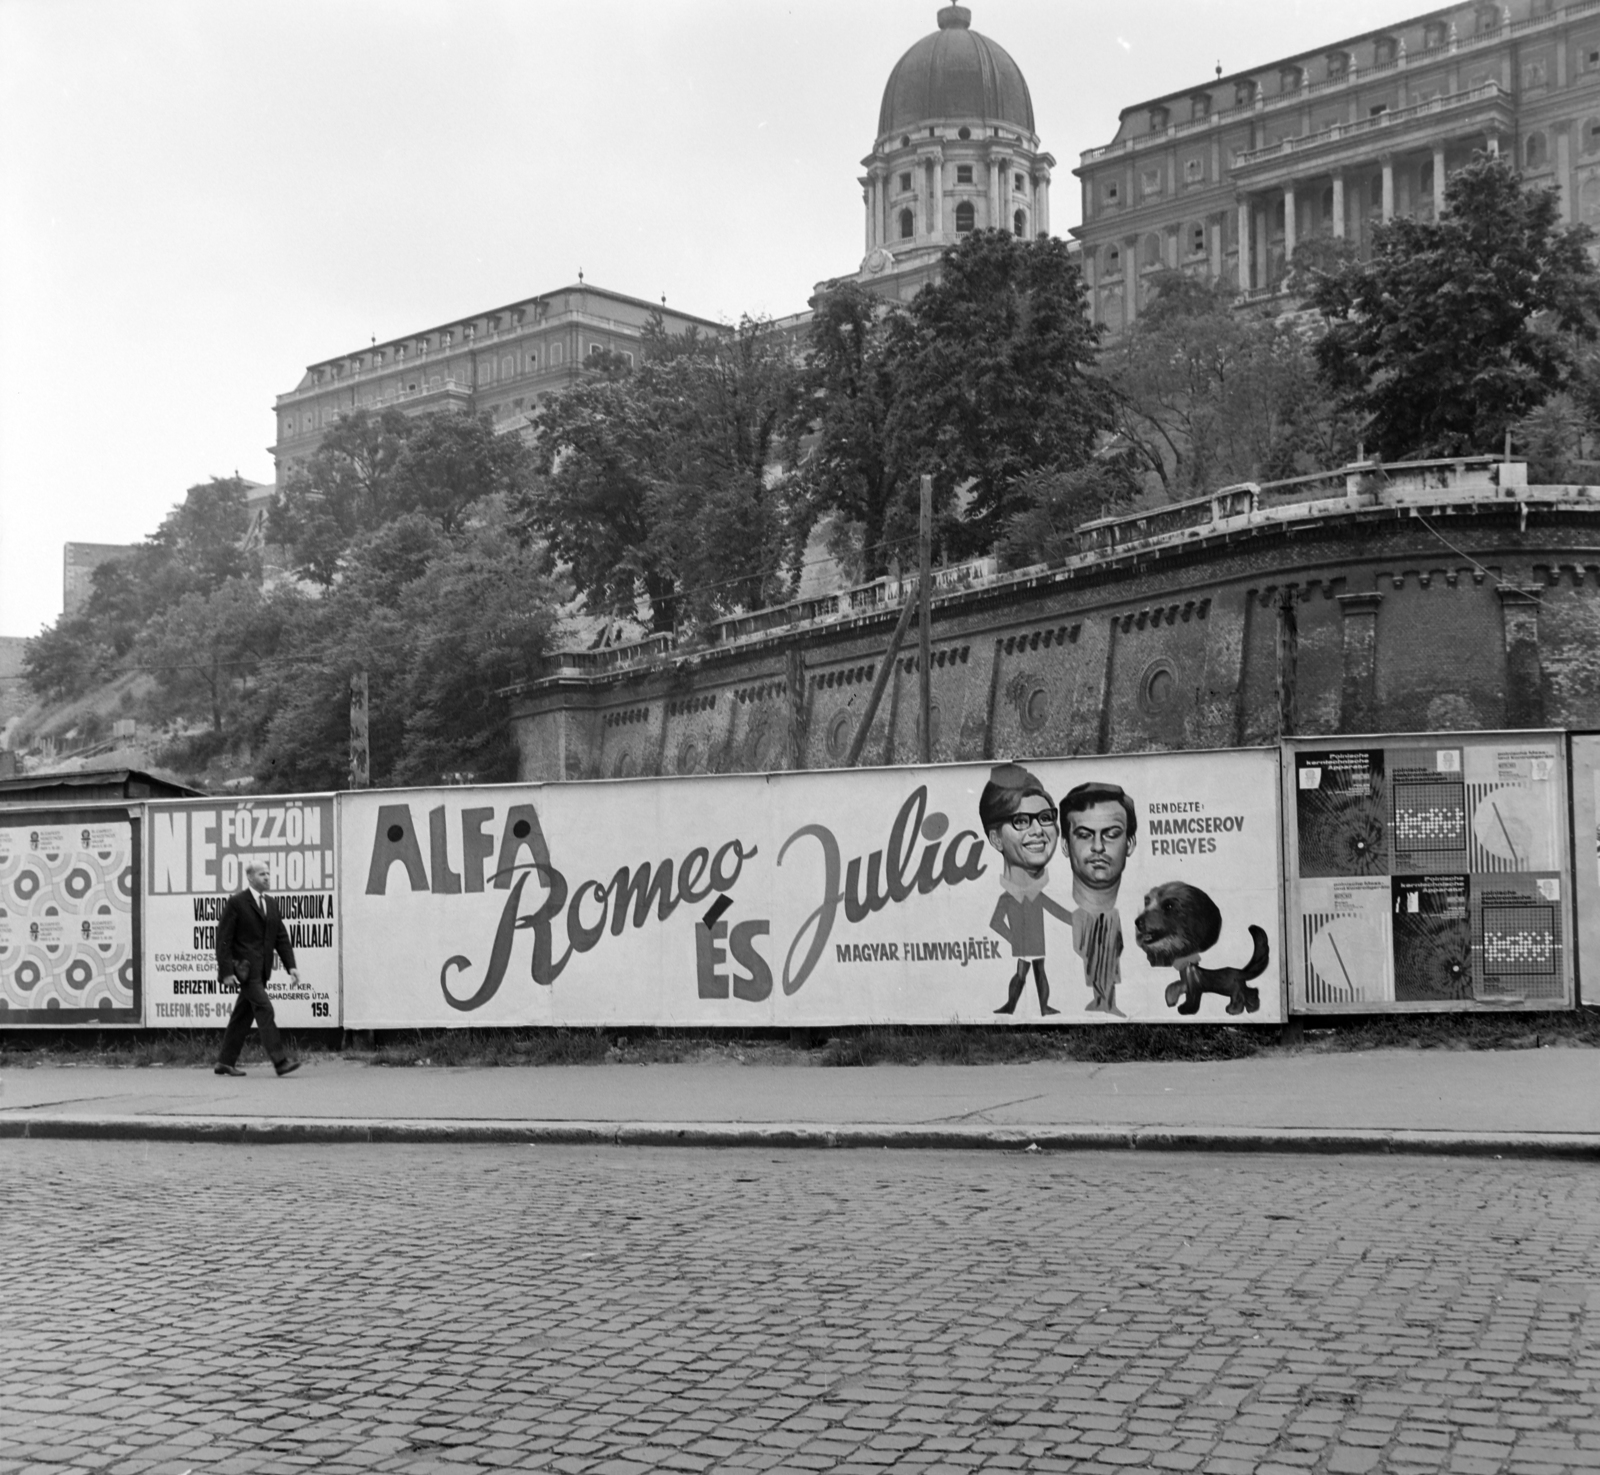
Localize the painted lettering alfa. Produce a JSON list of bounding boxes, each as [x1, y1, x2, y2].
[[363, 786, 986, 1012]]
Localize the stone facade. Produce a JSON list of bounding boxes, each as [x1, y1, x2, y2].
[[1074, 0, 1600, 330], [509, 459, 1600, 781], [271, 284, 722, 480]]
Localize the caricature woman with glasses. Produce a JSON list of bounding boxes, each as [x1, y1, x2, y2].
[[979, 763, 1069, 1017]]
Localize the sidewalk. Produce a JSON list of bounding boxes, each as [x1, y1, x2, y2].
[[2, 1048, 1596, 1157]]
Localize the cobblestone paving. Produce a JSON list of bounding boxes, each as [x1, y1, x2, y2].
[[0, 1142, 1595, 1475]]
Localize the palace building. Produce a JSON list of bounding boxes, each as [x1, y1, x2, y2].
[[268, 3, 1060, 481], [1073, 0, 1600, 332], [269, 284, 722, 479]]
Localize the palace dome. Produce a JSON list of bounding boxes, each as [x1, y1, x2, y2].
[[877, 4, 1034, 140]]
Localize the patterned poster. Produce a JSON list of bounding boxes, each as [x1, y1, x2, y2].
[[1286, 734, 1573, 1013], [338, 750, 1284, 1029], [143, 796, 339, 1028], [0, 810, 140, 1025]]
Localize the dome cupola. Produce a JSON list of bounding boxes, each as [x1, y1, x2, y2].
[[846, 5, 1053, 302], [877, 4, 1035, 143]]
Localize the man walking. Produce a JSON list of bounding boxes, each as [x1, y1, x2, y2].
[[214, 860, 301, 1078]]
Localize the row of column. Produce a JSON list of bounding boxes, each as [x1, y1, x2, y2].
[[863, 158, 1052, 251], [1235, 144, 1448, 291]]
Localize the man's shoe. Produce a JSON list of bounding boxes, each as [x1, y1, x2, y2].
[[275, 1060, 301, 1078], [214, 1064, 246, 1077]]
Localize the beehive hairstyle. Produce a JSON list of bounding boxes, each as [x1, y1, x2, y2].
[[979, 763, 1052, 835], [1060, 781, 1137, 838]]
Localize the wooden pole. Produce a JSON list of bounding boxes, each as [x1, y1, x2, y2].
[[349, 670, 371, 788], [843, 581, 918, 767], [918, 473, 933, 764]]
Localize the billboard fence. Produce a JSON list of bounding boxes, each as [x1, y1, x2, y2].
[[0, 735, 1588, 1029]]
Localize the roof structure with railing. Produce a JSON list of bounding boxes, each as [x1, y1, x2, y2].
[[518, 456, 1588, 693], [1078, 0, 1595, 165]]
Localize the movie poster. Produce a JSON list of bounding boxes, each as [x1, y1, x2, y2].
[[1286, 733, 1573, 1012], [0, 809, 140, 1025], [339, 750, 1284, 1028], [143, 796, 339, 1028]]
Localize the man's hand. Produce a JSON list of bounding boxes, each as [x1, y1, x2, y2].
[[289, 968, 300, 985]]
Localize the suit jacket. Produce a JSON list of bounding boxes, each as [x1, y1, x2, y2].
[[216, 888, 296, 984]]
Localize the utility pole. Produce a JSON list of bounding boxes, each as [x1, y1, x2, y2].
[[918, 473, 933, 764], [349, 671, 370, 789], [843, 474, 939, 769]]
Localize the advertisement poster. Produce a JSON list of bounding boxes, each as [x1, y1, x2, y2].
[[143, 796, 339, 1028], [1568, 734, 1600, 1006], [0, 809, 140, 1025], [1286, 733, 1573, 1012], [339, 751, 1284, 1028]]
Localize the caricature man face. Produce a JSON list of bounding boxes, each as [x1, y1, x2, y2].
[[1063, 800, 1135, 892], [986, 795, 1058, 877]]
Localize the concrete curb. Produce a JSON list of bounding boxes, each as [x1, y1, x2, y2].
[[1, 1114, 1597, 1159]]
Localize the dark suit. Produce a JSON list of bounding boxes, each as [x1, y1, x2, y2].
[[216, 888, 297, 1068]]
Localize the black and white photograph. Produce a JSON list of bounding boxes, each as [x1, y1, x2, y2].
[[3, 5, 1598, 1473]]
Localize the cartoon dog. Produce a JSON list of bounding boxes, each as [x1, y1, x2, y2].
[[1133, 881, 1269, 1015]]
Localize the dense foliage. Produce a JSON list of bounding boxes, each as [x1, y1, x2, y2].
[[26, 171, 1600, 789], [22, 418, 563, 789], [1310, 153, 1600, 460], [521, 317, 802, 632]]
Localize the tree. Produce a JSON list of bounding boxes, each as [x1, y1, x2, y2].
[[22, 614, 112, 703], [1105, 269, 1355, 500], [268, 409, 412, 584], [1310, 152, 1600, 460], [786, 281, 904, 578], [883, 229, 1117, 558], [524, 313, 803, 631], [21, 476, 262, 703], [249, 501, 564, 791], [393, 506, 566, 783], [135, 578, 283, 735], [993, 460, 1143, 569], [268, 408, 530, 584]]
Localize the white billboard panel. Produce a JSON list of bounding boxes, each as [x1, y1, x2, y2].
[[340, 751, 1284, 1028], [143, 796, 339, 1028]]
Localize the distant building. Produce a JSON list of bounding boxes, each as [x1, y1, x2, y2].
[[270, 284, 722, 480], [1073, 0, 1599, 331], [63, 543, 139, 617]]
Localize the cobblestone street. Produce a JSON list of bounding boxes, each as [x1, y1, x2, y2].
[[1, 1141, 1595, 1475]]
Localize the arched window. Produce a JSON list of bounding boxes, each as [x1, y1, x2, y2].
[[1106, 245, 1122, 274], [1586, 118, 1600, 156], [1526, 132, 1548, 169], [1013, 209, 1026, 237], [1370, 174, 1384, 209], [899, 208, 914, 239], [1188, 221, 1206, 256], [955, 201, 975, 233], [1142, 231, 1163, 267], [1419, 160, 1435, 199]]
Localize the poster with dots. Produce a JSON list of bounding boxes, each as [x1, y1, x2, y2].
[[0, 810, 140, 1025], [1286, 734, 1573, 1014]]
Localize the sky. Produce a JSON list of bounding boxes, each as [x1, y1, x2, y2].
[[0, 0, 1428, 638]]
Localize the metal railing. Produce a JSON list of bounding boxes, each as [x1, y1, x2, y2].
[[1232, 81, 1506, 169], [528, 460, 1577, 685]]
